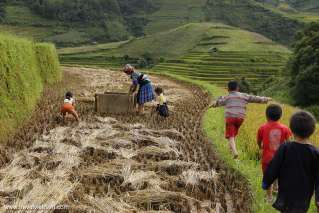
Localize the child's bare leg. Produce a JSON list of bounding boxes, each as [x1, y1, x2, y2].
[[228, 137, 239, 158], [138, 104, 144, 114], [267, 185, 273, 202], [61, 112, 66, 123], [70, 110, 80, 122]]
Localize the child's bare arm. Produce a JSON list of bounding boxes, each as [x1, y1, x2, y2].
[[129, 84, 137, 94], [246, 94, 272, 104], [257, 128, 263, 149], [257, 139, 262, 150], [262, 144, 285, 190], [209, 96, 226, 108]]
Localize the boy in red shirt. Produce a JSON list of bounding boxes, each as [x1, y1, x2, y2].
[[257, 104, 292, 201]]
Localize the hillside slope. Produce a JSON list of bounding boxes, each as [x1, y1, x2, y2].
[[0, 0, 314, 46], [0, 1, 155, 46], [60, 22, 290, 90], [205, 0, 304, 44]]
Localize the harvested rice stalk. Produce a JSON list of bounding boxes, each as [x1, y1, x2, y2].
[[84, 195, 137, 213], [181, 169, 219, 186]]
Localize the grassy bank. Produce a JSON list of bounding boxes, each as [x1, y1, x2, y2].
[[0, 34, 60, 141], [158, 72, 318, 212]]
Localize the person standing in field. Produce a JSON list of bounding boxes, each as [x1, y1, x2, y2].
[[123, 64, 155, 114], [262, 111, 319, 213], [257, 104, 292, 202], [210, 80, 271, 159]]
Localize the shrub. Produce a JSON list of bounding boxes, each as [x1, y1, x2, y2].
[[306, 105, 319, 120], [289, 22, 319, 106], [238, 77, 251, 93]]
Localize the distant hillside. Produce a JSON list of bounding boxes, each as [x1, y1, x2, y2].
[[0, 0, 155, 46], [256, 0, 319, 11], [205, 0, 304, 44], [1, 0, 317, 46]]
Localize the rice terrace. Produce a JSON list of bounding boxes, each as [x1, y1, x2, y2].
[[0, 0, 319, 213]]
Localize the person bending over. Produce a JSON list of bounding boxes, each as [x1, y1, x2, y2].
[[61, 91, 79, 122], [123, 64, 155, 114]]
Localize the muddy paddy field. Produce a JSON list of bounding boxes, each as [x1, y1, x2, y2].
[[0, 68, 251, 212]]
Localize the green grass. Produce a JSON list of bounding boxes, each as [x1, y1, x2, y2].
[[143, 0, 206, 34], [58, 40, 130, 55], [0, 33, 61, 141]]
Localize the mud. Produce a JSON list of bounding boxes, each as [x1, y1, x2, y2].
[[0, 67, 251, 212]]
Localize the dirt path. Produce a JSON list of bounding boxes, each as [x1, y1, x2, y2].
[[0, 67, 251, 212]]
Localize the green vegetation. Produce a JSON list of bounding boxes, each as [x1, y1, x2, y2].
[[289, 23, 319, 107], [205, 0, 304, 44], [1, 0, 317, 46], [262, 22, 319, 118], [0, 0, 155, 46], [143, 0, 206, 34], [36, 43, 61, 84], [257, 0, 319, 12], [0, 33, 60, 141]]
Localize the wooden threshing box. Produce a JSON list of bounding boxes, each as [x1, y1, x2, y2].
[[95, 92, 136, 114]]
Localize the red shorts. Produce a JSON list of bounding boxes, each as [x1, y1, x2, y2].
[[61, 103, 75, 114], [225, 117, 244, 139]]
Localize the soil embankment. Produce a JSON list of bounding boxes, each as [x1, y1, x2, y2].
[[0, 67, 251, 212]]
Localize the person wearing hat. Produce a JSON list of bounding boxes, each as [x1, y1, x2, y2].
[[123, 64, 155, 114]]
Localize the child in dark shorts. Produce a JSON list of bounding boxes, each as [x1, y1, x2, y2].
[[262, 111, 319, 213], [257, 104, 292, 202]]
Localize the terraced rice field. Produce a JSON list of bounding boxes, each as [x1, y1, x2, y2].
[[152, 50, 289, 90]]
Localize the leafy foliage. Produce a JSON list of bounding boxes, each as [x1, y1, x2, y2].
[[289, 22, 319, 106], [0, 1, 5, 21]]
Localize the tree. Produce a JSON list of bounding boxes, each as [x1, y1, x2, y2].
[[238, 77, 251, 94], [0, 1, 6, 22], [289, 22, 319, 106]]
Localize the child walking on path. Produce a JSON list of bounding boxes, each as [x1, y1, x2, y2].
[[61, 91, 80, 122], [155, 87, 169, 117], [262, 111, 319, 213], [257, 104, 292, 202], [211, 81, 271, 158]]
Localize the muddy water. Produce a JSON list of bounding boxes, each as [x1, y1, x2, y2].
[[0, 68, 251, 212]]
